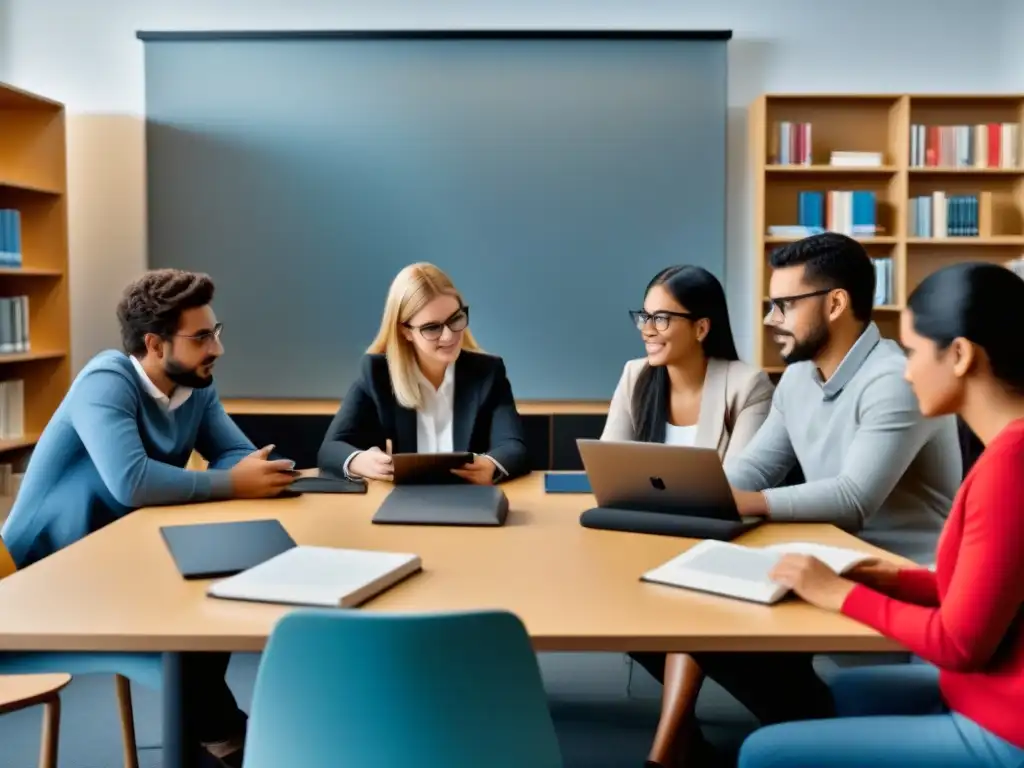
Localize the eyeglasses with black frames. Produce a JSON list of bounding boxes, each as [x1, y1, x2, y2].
[[629, 309, 696, 332], [405, 307, 470, 341], [764, 289, 833, 320]]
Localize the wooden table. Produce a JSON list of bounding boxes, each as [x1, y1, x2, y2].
[[0, 473, 900, 766]]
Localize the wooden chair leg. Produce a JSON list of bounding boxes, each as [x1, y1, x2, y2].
[[115, 674, 140, 768], [37, 695, 60, 768], [647, 653, 704, 767]]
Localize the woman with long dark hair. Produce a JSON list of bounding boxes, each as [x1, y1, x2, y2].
[[603, 265, 774, 767], [736, 262, 1024, 767]]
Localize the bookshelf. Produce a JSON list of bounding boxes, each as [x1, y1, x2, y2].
[[750, 93, 1024, 372], [0, 82, 71, 456]]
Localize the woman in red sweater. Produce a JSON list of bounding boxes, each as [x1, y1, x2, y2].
[[739, 261, 1024, 768]]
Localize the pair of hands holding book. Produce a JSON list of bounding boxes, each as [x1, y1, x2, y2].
[[770, 555, 902, 612]]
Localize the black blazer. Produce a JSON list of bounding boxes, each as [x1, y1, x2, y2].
[[318, 351, 530, 480]]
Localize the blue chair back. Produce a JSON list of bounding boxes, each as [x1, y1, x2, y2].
[[244, 609, 563, 768]]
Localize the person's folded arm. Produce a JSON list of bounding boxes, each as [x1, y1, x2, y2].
[[69, 370, 233, 509], [318, 366, 386, 477], [841, 446, 1024, 670], [194, 389, 257, 470], [724, 397, 797, 491], [761, 372, 938, 530], [722, 371, 774, 465], [480, 358, 529, 481]]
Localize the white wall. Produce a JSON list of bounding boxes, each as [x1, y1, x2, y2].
[[1, 0, 1017, 371]]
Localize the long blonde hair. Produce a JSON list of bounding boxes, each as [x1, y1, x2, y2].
[[368, 263, 481, 409]]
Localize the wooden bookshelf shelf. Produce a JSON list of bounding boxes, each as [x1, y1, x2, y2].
[[750, 92, 1024, 369], [765, 236, 898, 245], [0, 434, 40, 453], [906, 236, 1024, 246], [0, 82, 70, 454], [0, 350, 66, 365], [909, 167, 1022, 175], [0, 267, 62, 278], [765, 165, 899, 174]]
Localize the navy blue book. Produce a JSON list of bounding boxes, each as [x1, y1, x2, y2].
[[544, 472, 591, 494]]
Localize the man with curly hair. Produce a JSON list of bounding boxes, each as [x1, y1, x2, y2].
[[1, 268, 295, 766]]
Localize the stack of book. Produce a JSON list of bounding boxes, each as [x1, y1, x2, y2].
[[0, 296, 29, 354], [0, 210, 21, 268], [910, 123, 1020, 168]]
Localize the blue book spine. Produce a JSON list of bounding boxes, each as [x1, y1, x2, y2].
[[10, 210, 20, 267], [851, 191, 876, 235], [0, 210, 10, 266]]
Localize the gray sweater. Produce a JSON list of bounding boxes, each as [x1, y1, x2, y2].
[[724, 323, 961, 562]]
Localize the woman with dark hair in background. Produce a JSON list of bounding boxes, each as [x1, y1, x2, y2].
[[736, 261, 1024, 768], [602, 264, 774, 767]]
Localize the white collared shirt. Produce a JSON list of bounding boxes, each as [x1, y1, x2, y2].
[[129, 354, 192, 411], [414, 361, 455, 454]]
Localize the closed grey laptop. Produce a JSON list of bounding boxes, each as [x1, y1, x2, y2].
[[372, 485, 509, 527]]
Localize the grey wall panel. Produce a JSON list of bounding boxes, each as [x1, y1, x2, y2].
[[143, 34, 727, 399]]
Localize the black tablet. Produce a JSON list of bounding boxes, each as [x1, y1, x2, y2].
[[391, 452, 473, 485], [160, 519, 297, 579]]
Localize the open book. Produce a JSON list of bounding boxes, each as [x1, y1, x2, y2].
[[207, 546, 421, 608], [641, 540, 874, 605]]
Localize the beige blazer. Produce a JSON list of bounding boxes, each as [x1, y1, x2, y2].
[[600, 357, 775, 463]]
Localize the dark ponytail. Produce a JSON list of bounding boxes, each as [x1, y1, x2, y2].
[[631, 265, 739, 442], [907, 262, 1024, 394]]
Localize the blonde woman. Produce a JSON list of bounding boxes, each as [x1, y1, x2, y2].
[[318, 263, 529, 484]]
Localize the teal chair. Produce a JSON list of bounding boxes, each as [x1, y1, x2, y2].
[[244, 609, 563, 768]]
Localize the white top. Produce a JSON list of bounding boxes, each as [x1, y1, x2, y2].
[[129, 354, 192, 411], [414, 362, 456, 453], [664, 423, 697, 447]]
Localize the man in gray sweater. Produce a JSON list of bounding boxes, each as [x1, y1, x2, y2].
[[727, 232, 961, 564]]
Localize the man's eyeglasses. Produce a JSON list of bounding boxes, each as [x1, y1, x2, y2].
[[765, 289, 833, 319], [175, 323, 223, 345], [629, 309, 696, 332], [405, 307, 469, 341]]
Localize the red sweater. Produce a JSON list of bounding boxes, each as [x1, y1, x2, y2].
[[841, 418, 1024, 748]]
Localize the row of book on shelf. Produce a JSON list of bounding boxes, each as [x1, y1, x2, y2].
[[910, 123, 1020, 168], [777, 188, 1002, 239], [0, 210, 22, 267], [0, 297, 30, 354], [909, 193, 986, 238], [769, 121, 1021, 169], [770, 122, 885, 167]]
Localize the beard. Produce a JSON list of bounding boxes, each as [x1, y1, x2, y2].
[[164, 355, 216, 389], [780, 322, 830, 365]]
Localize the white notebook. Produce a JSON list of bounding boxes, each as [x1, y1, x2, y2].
[[641, 540, 874, 605], [207, 546, 422, 608]]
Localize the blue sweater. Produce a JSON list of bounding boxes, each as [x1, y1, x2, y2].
[[0, 350, 255, 567]]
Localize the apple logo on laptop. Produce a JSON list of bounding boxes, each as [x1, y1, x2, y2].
[[649, 476, 666, 491]]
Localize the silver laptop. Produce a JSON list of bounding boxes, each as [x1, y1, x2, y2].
[[575, 439, 761, 539]]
